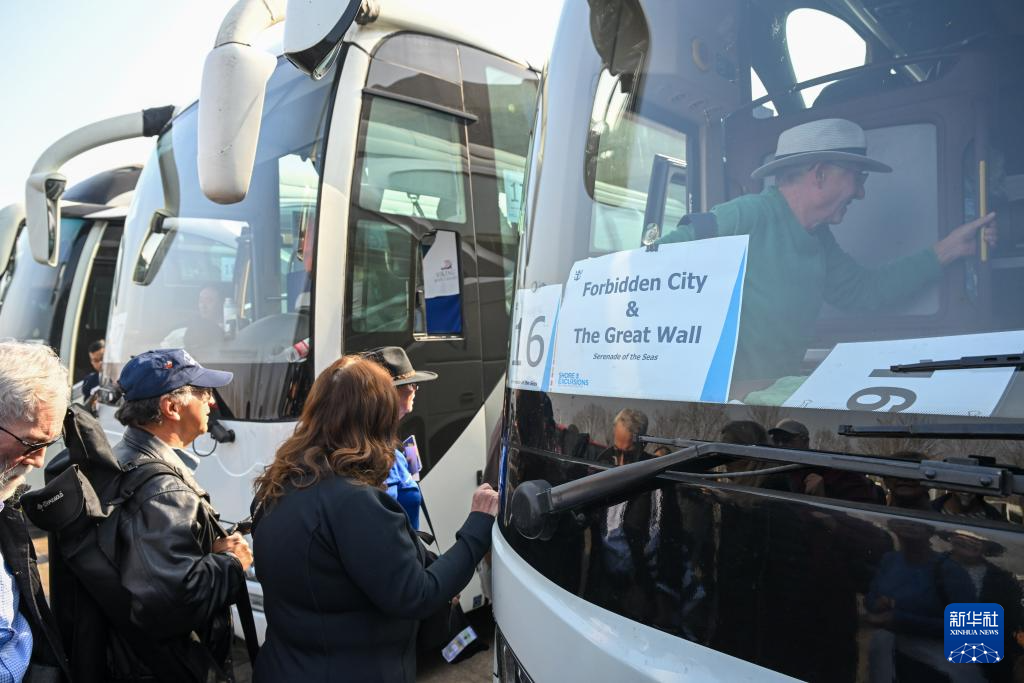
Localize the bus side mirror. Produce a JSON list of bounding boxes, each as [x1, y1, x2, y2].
[[0, 203, 25, 273], [418, 229, 463, 336], [197, 44, 277, 204], [133, 211, 176, 286], [25, 173, 66, 266], [24, 107, 173, 266], [283, 0, 363, 79]]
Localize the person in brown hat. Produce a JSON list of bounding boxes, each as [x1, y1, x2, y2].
[[768, 418, 810, 449], [360, 346, 437, 528], [661, 117, 996, 388], [770, 417, 884, 503]]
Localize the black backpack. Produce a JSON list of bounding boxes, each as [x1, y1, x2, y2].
[[21, 405, 259, 681]]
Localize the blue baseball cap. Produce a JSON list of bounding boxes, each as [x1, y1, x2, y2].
[[118, 348, 233, 401]]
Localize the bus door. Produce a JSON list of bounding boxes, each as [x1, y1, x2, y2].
[[460, 46, 539, 400], [344, 33, 483, 477], [59, 218, 122, 389]]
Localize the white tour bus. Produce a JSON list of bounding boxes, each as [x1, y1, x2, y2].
[[9, 107, 174, 386], [39, 0, 542, 635], [496, 1, 1024, 681]]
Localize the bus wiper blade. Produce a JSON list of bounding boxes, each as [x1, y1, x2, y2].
[[509, 437, 1024, 540], [890, 352, 1024, 373], [839, 423, 1024, 440]]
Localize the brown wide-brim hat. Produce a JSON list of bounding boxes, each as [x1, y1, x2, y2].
[[751, 118, 893, 180], [360, 346, 438, 386], [768, 418, 809, 440]]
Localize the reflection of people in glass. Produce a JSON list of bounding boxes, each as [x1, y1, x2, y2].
[[867, 518, 979, 682], [597, 408, 650, 466], [881, 451, 934, 511], [511, 389, 559, 453], [933, 490, 1004, 521], [943, 530, 1023, 682], [769, 418, 884, 502], [660, 118, 996, 387]]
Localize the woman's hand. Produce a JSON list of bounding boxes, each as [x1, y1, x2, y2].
[[470, 484, 499, 517]]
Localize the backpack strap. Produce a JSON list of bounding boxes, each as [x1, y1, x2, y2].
[[420, 497, 442, 555]]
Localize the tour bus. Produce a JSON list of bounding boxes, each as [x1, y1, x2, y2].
[[1, 168, 137, 383], [52, 0, 541, 631], [11, 107, 173, 387], [496, 1, 1024, 681]]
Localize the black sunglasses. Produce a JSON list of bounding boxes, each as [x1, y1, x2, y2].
[[0, 424, 63, 456]]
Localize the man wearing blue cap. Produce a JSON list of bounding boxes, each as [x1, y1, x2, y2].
[[107, 348, 252, 682]]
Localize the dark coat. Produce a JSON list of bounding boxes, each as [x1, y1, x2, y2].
[[0, 503, 71, 681], [108, 427, 244, 681], [252, 475, 493, 683]]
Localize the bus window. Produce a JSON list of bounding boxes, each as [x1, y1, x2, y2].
[[586, 68, 689, 254], [785, 9, 866, 107], [515, 0, 1024, 418], [106, 61, 332, 420], [349, 220, 416, 334], [356, 97, 467, 223], [460, 44, 540, 375]]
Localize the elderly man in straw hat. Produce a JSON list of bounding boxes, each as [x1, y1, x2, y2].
[[661, 118, 996, 387]]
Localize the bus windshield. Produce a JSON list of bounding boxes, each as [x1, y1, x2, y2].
[[0, 218, 87, 344], [514, 0, 1024, 422], [105, 59, 332, 420]]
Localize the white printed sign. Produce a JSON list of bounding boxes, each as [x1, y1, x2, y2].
[[501, 169, 525, 227], [548, 236, 748, 402], [422, 230, 460, 299], [508, 284, 562, 391], [783, 330, 1024, 417]]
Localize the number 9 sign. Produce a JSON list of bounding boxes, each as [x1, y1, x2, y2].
[[508, 285, 562, 391]]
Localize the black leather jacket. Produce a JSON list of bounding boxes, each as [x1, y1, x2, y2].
[[108, 427, 244, 682]]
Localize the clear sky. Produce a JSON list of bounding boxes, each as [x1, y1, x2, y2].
[[0, 1, 563, 209], [0, 1, 232, 208]]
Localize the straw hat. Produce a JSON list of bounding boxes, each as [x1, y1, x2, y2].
[[751, 118, 893, 179]]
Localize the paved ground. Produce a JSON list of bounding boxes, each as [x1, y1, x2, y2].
[[233, 607, 495, 682]]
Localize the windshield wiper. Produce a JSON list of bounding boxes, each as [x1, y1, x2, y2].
[[839, 422, 1024, 440], [509, 436, 1024, 540], [890, 352, 1024, 373]]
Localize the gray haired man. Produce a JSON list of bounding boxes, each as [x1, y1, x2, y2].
[[598, 408, 651, 467], [0, 341, 71, 681]]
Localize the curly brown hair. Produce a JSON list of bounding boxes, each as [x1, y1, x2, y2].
[[253, 355, 399, 506]]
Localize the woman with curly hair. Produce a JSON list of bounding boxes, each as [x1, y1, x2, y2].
[[250, 355, 498, 682]]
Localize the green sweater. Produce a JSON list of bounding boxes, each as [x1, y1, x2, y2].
[[660, 187, 941, 382]]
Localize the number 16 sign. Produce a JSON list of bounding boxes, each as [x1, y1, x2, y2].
[[508, 284, 562, 391]]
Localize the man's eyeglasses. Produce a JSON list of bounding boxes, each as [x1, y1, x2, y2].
[[190, 387, 214, 401], [0, 424, 63, 457], [401, 383, 420, 392], [832, 162, 868, 187]]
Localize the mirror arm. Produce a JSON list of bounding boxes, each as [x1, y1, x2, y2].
[[25, 107, 175, 266]]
